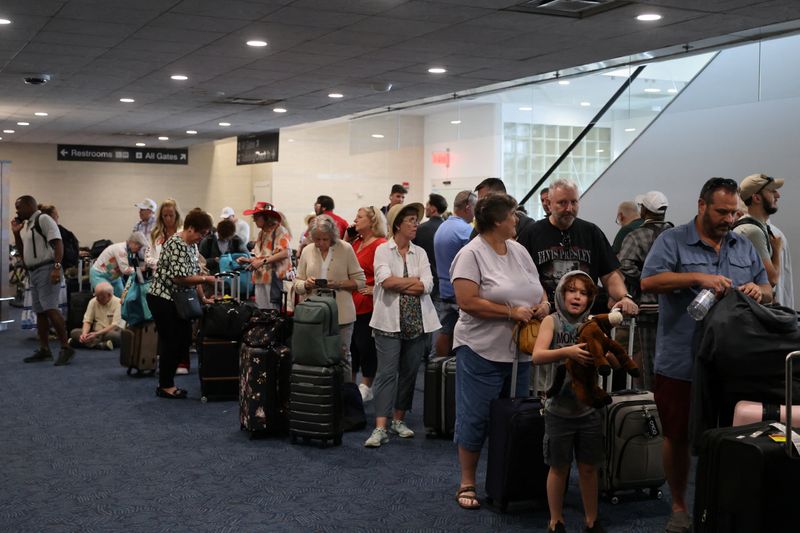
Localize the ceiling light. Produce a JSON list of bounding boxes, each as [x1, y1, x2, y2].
[[596, 149, 604, 153], [371, 134, 384, 139], [558, 80, 570, 86], [3, 129, 14, 133], [246, 40, 268, 47], [644, 87, 661, 93], [636, 14, 662, 22], [34, 112, 48, 116], [119, 98, 135, 103], [667, 88, 678, 94], [0, 137, 3, 141], [158, 136, 169, 141], [624, 127, 636, 132], [219, 122, 231, 127], [186, 130, 198, 135], [136, 142, 146, 147], [450, 120, 462, 125], [273, 107, 287, 113], [580, 101, 591, 107], [427, 67, 447, 74], [288, 138, 295, 142], [518, 106, 533, 111], [17, 122, 29, 126], [170, 74, 188, 81], [0, 18, 11, 25], [328, 93, 344, 98]]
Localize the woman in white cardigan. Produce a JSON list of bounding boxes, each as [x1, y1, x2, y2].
[[294, 215, 366, 378], [365, 203, 441, 448]]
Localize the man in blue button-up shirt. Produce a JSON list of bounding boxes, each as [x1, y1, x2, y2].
[[641, 177, 771, 533]]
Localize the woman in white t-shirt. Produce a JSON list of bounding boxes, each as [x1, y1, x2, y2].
[[449, 193, 549, 510]]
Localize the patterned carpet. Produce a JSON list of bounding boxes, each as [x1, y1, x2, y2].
[[0, 314, 685, 532]]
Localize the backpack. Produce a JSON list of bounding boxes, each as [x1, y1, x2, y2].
[[732, 216, 771, 254], [29, 213, 79, 268], [90, 239, 113, 259], [291, 295, 341, 366]]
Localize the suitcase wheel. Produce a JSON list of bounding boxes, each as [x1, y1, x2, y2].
[[610, 495, 620, 505], [649, 488, 663, 500], [201, 396, 208, 403]]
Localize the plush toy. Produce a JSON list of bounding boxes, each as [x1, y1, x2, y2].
[[546, 310, 640, 409]]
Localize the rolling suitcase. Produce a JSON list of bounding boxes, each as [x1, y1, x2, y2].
[[693, 351, 800, 532], [240, 343, 291, 436], [484, 354, 548, 512], [599, 317, 665, 503], [119, 321, 158, 376], [198, 273, 243, 402], [423, 356, 456, 437], [289, 363, 344, 447]]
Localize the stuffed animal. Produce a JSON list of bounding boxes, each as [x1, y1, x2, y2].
[[546, 311, 640, 409]]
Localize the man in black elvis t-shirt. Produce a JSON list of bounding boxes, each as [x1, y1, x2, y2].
[[525, 179, 638, 316]]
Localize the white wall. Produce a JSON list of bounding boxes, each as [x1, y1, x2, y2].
[[581, 40, 800, 303]]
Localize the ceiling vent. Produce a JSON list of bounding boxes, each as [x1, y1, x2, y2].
[[215, 97, 283, 106], [506, 0, 631, 18]]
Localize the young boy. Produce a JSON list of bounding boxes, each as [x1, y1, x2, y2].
[[532, 270, 606, 533]]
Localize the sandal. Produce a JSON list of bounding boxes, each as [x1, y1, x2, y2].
[[155, 387, 188, 399], [456, 485, 480, 510]]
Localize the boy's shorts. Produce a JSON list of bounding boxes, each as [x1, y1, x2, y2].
[[543, 409, 604, 467]]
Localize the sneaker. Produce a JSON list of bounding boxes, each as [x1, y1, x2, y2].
[[54, 346, 76, 366], [105, 340, 114, 351], [585, 520, 606, 533], [547, 522, 566, 533], [665, 511, 692, 533], [24, 348, 53, 363], [358, 383, 373, 402], [389, 419, 415, 438], [175, 366, 189, 375], [364, 427, 389, 448]]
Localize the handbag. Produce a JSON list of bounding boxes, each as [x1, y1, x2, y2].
[[172, 287, 203, 320], [514, 319, 542, 355]]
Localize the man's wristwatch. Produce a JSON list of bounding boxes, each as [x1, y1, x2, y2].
[[53, 262, 62, 270], [623, 293, 633, 300]]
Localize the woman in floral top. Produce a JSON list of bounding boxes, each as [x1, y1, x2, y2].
[[365, 203, 441, 448], [90, 232, 149, 297], [237, 202, 291, 310], [146, 209, 215, 399]]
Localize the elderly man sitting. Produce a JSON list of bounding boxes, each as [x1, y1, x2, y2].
[[68, 282, 122, 350]]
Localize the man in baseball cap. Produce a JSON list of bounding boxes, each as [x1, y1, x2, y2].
[[133, 198, 157, 236], [734, 174, 785, 291], [220, 206, 250, 244]]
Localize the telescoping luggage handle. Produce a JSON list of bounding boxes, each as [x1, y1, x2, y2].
[[603, 317, 637, 393], [783, 351, 800, 458], [215, 271, 239, 301]]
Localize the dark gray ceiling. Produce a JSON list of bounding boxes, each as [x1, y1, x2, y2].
[[0, 0, 798, 146]]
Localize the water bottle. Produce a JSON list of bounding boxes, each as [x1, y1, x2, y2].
[[687, 289, 716, 321]]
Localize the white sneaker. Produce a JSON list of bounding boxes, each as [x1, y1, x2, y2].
[[390, 419, 415, 438], [364, 427, 389, 448], [358, 383, 373, 402], [175, 367, 189, 375]]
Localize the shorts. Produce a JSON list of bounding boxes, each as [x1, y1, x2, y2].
[[29, 266, 61, 314], [543, 410, 604, 467], [653, 373, 692, 442], [453, 344, 530, 452], [437, 299, 459, 336]]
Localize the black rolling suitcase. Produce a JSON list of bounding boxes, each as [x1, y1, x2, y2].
[[423, 356, 456, 437], [289, 363, 344, 447], [484, 355, 548, 512], [693, 351, 800, 532]]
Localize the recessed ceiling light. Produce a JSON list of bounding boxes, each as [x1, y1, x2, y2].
[[246, 40, 268, 47], [0, 137, 3, 141], [288, 138, 295, 143], [3, 129, 14, 133], [170, 74, 188, 81], [558, 80, 570, 86], [636, 14, 662, 22], [371, 134, 384, 139], [186, 130, 198, 135], [273, 107, 287, 113], [0, 18, 11, 25], [644, 87, 661, 93], [158, 136, 169, 141], [428, 67, 447, 74], [580, 101, 591, 107], [667, 88, 678, 94], [328, 93, 344, 99], [136, 142, 146, 147], [450, 120, 462, 125], [17, 122, 29, 126], [34, 112, 48, 116], [119, 98, 135, 103], [518, 106, 533, 111], [596, 149, 604, 153], [624, 127, 636, 132], [219, 122, 231, 127]]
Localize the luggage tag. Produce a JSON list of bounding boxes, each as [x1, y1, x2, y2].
[[642, 406, 660, 438], [769, 422, 800, 455]]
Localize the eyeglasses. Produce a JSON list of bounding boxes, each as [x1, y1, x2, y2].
[[753, 176, 775, 197], [560, 231, 571, 249], [700, 177, 739, 199]]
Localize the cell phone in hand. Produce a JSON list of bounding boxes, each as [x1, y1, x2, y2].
[[315, 279, 328, 288]]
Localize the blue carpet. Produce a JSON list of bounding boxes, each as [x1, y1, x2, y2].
[[0, 312, 687, 532]]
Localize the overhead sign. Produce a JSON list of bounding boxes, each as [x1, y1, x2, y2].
[[237, 131, 279, 165], [57, 144, 188, 165]]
